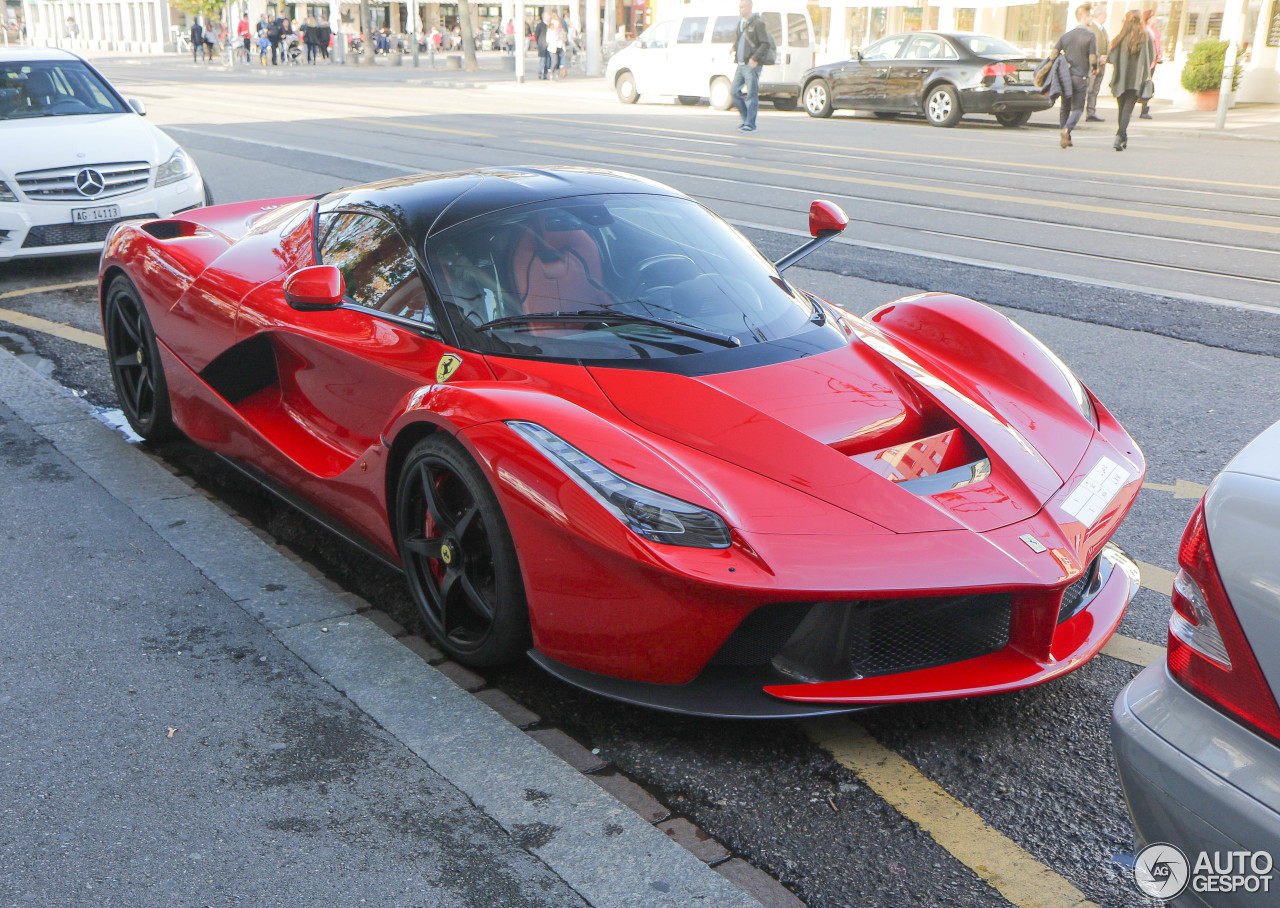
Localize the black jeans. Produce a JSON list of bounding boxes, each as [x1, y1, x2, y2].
[[1059, 74, 1088, 130], [1116, 89, 1138, 139]]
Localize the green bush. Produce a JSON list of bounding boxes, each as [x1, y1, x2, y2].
[[1180, 39, 1243, 93]]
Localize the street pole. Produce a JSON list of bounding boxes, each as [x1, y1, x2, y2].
[[586, 0, 600, 77], [360, 0, 374, 65], [224, 1, 234, 70], [1214, 0, 1245, 129], [514, 0, 525, 82]]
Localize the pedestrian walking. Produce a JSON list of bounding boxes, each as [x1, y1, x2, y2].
[[1109, 10, 1156, 151], [267, 14, 283, 65], [1053, 4, 1097, 147], [303, 17, 319, 64], [190, 19, 205, 63], [731, 0, 774, 133], [534, 11, 550, 79], [203, 19, 217, 59], [547, 15, 566, 79], [237, 15, 251, 61], [1085, 5, 1108, 121], [317, 19, 332, 61], [1140, 9, 1163, 118]]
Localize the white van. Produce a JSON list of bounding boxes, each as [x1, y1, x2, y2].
[[605, 2, 815, 111]]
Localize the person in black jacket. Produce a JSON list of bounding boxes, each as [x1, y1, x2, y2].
[[190, 19, 205, 63], [731, 0, 771, 132], [1054, 4, 1098, 147], [534, 11, 550, 80]]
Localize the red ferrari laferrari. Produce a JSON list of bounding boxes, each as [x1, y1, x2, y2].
[[99, 167, 1144, 717]]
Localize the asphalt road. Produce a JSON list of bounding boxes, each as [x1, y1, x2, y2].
[[3, 60, 1280, 908]]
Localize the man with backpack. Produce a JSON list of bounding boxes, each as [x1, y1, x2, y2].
[[731, 0, 774, 133]]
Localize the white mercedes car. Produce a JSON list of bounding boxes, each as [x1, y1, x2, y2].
[[0, 48, 207, 260]]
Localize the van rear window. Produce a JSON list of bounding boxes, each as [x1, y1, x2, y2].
[[760, 12, 782, 47], [788, 13, 809, 48]]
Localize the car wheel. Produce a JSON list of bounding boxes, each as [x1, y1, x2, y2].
[[924, 84, 962, 127], [395, 434, 529, 667], [873, 111, 900, 120], [103, 275, 177, 442], [203, 181, 214, 206], [772, 96, 798, 111], [709, 76, 733, 111], [995, 111, 1033, 127], [677, 95, 700, 106], [615, 70, 639, 104], [803, 79, 832, 118]]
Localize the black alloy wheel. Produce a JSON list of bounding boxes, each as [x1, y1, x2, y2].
[[103, 276, 177, 441], [395, 435, 529, 666]]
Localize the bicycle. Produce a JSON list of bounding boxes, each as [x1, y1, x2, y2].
[[224, 36, 250, 65]]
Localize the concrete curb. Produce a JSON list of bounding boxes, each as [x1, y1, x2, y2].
[[0, 347, 762, 908]]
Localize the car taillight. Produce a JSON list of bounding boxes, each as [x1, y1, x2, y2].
[[1167, 499, 1280, 745], [982, 63, 1016, 78]]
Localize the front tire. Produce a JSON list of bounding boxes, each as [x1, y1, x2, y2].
[[924, 83, 962, 127], [709, 76, 733, 111], [203, 181, 214, 206], [395, 434, 529, 667], [803, 79, 832, 118], [996, 111, 1033, 127], [103, 275, 177, 441], [615, 70, 638, 104]]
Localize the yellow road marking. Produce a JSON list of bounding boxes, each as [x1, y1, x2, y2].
[[506, 113, 1280, 192], [0, 307, 105, 350], [1142, 479, 1209, 499], [1134, 560, 1176, 597], [341, 116, 495, 138], [804, 718, 1098, 908], [527, 138, 1280, 235], [0, 280, 97, 301], [1101, 635, 1165, 667]]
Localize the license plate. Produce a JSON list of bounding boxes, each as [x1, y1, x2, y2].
[[71, 205, 121, 224]]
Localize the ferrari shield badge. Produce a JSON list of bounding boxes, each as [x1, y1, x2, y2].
[[436, 354, 462, 384]]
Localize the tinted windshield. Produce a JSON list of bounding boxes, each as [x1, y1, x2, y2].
[[0, 60, 127, 119], [955, 35, 1026, 57], [427, 194, 820, 361]]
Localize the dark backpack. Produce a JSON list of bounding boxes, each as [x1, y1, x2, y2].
[[749, 17, 776, 66]]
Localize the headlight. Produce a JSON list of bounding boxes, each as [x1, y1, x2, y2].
[[155, 148, 194, 187], [507, 421, 732, 549], [0, 181, 17, 202]]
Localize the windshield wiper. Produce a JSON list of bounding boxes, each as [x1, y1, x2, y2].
[[474, 310, 741, 348]]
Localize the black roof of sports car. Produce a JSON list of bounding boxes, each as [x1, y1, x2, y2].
[[317, 166, 685, 242]]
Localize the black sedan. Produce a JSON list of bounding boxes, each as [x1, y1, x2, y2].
[[801, 32, 1053, 127]]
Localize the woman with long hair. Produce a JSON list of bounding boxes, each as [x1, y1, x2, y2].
[[1109, 10, 1155, 150]]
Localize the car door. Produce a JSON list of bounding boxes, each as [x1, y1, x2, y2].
[[757, 11, 785, 88], [239, 211, 468, 482], [781, 12, 814, 85], [630, 19, 676, 95], [889, 34, 959, 110], [833, 34, 904, 108], [667, 16, 710, 96]]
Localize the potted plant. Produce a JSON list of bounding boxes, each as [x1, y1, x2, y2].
[[1180, 39, 1244, 110]]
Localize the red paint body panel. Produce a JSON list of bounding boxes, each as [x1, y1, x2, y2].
[[98, 176, 1147, 711]]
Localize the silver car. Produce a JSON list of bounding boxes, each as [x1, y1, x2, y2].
[[1113, 420, 1280, 905]]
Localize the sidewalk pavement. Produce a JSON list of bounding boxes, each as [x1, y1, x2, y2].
[[0, 345, 762, 908]]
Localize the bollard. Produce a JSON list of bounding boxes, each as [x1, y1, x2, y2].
[[412, 41, 419, 67]]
